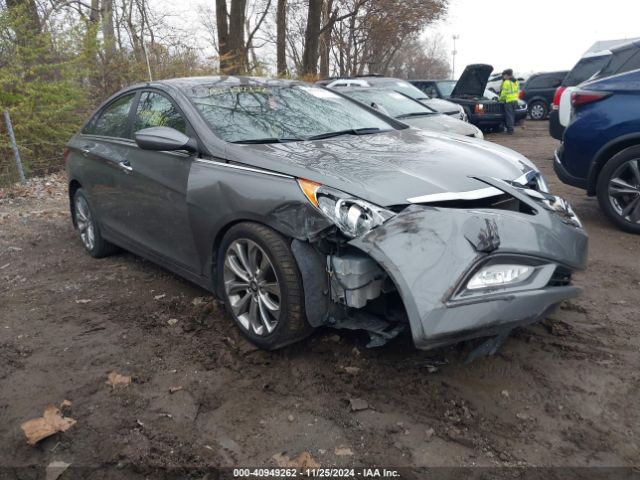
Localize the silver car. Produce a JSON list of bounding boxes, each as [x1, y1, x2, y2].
[[66, 76, 588, 352]]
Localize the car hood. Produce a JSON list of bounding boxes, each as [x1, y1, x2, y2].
[[402, 114, 478, 136], [451, 64, 494, 98], [421, 97, 460, 114], [223, 128, 536, 207]]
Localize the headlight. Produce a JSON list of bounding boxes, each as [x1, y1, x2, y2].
[[467, 264, 533, 290], [298, 178, 395, 238]]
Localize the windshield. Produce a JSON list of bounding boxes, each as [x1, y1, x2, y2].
[[435, 81, 456, 97], [341, 89, 436, 118], [183, 84, 394, 143], [377, 80, 430, 100]]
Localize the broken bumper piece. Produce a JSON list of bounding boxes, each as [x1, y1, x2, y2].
[[350, 197, 588, 350]]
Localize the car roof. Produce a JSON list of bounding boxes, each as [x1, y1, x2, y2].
[[122, 76, 306, 93], [528, 70, 569, 78], [410, 79, 454, 82]]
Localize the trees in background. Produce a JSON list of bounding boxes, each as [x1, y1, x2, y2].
[[0, 0, 450, 183]]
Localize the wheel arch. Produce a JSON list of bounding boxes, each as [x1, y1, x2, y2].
[[588, 134, 640, 195]]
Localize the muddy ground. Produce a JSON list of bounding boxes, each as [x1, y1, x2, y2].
[[1, 121, 639, 478]]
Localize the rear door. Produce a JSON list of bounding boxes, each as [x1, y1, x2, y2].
[[76, 92, 138, 238], [118, 90, 201, 271]]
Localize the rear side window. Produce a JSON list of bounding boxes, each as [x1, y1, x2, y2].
[[84, 94, 135, 137], [527, 73, 565, 89], [597, 48, 640, 79], [133, 92, 186, 134], [563, 55, 611, 86]]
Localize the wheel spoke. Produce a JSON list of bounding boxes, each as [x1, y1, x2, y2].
[[628, 159, 640, 185], [226, 279, 250, 295], [621, 196, 640, 216], [231, 291, 251, 316], [610, 177, 638, 196], [247, 242, 260, 274], [260, 282, 280, 298], [225, 254, 250, 282], [248, 297, 260, 332], [257, 298, 276, 333], [258, 291, 280, 312], [233, 242, 253, 277]]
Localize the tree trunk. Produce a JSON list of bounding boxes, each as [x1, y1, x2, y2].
[[101, 0, 116, 56], [216, 0, 230, 71], [226, 0, 247, 74], [301, 0, 322, 77], [318, 0, 333, 78], [276, 0, 287, 76]]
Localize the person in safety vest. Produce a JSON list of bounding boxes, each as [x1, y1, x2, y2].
[[498, 68, 520, 134]]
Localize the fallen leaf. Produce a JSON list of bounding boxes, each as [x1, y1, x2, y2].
[[334, 446, 353, 456], [21, 405, 76, 445], [343, 366, 360, 375], [75, 299, 91, 304], [168, 386, 183, 394], [167, 318, 178, 326], [106, 371, 131, 388], [273, 451, 320, 468], [154, 294, 166, 300], [45, 461, 71, 480]]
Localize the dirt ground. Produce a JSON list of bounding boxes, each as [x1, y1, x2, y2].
[[1, 121, 639, 478]]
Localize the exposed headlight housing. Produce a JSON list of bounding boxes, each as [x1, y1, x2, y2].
[[298, 179, 395, 238], [467, 264, 533, 290]]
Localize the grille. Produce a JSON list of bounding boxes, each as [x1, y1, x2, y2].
[[483, 102, 503, 114], [548, 267, 572, 287]]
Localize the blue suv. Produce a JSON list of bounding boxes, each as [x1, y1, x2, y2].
[[554, 65, 640, 233]]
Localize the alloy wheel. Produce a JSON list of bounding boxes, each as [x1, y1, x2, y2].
[[75, 195, 96, 251], [530, 103, 545, 120], [223, 239, 281, 336], [608, 158, 640, 224]]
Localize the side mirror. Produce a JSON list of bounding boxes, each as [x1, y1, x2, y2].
[[134, 126, 198, 153]]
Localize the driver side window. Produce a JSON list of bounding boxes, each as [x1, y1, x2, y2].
[[133, 92, 187, 134]]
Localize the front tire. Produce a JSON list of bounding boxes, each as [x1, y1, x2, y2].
[[217, 222, 313, 350], [596, 146, 640, 234], [72, 188, 118, 257], [528, 101, 548, 120]]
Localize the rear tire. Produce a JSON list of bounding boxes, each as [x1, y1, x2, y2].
[[217, 222, 313, 350], [72, 188, 119, 257], [596, 146, 640, 234], [528, 101, 548, 120]]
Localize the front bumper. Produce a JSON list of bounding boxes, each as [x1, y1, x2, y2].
[[351, 183, 588, 350]]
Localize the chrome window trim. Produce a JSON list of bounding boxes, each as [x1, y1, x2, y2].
[[195, 158, 293, 179]]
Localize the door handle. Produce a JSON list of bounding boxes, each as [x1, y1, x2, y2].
[[118, 161, 133, 174]]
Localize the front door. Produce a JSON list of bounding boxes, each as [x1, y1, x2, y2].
[[117, 90, 201, 272]]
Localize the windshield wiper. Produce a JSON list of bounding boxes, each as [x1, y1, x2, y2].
[[306, 127, 382, 141], [396, 112, 436, 119], [231, 137, 302, 144]]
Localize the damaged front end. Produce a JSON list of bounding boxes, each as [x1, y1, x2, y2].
[[291, 173, 588, 351]]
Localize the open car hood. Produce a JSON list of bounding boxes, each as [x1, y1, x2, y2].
[[451, 64, 494, 98], [226, 128, 536, 207]]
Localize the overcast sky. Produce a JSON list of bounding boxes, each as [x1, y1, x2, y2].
[[432, 0, 639, 78]]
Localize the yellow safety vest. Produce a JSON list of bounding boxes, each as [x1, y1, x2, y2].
[[499, 79, 520, 103]]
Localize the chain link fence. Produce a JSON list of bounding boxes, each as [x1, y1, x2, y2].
[[1, 110, 66, 187]]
